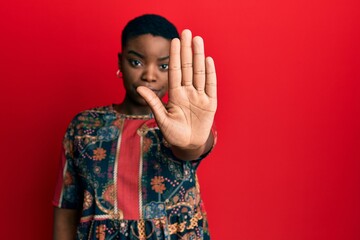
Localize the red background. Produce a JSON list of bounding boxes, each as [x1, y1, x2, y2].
[[1, 0, 359, 239]]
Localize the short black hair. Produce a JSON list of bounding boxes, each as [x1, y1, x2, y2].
[[121, 14, 179, 48]]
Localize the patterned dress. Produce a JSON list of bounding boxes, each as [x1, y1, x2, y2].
[[53, 105, 216, 240]]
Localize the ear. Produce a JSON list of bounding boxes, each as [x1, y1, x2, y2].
[[117, 52, 122, 72]]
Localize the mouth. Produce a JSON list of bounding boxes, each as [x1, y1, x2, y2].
[[137, 86, 160, 95], [150, 89, 160, 95]]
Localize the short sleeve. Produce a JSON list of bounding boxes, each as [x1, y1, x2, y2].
[[52, 116, 82, 209]]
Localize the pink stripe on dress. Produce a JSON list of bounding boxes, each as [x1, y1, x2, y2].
[[116, 119, 145, 219]]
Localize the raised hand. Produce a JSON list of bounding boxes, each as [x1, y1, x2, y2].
[[137, 29, 217, 156]]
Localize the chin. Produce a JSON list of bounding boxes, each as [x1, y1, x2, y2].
[[135, 97, 151, 107]]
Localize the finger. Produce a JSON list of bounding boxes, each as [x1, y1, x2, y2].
[[193, 36, 205, 92], [180, 29, 193, 86], [168, 38, 181, 90], [205, 57, 217, 98], [136, 86, 168, 121]]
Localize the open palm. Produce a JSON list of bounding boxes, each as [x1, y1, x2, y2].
[[137, 29, 217, 150]]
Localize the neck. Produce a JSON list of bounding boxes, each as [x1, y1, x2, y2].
[[114, 99, 154, 115]]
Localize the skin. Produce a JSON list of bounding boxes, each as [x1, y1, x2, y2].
[[116, 34, 171, 115], [53, 208, 79, 239], [53, 29, 217, 239], [136, 30, 217, 160]]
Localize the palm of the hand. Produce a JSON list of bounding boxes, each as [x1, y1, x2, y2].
[[161, 84, 216, 148], [137, 29, 217, 149]]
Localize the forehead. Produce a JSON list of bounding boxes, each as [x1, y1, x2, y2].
[[123, 34, 171, 57]]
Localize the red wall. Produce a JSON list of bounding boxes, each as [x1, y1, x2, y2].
[[1, 0, 359, 239]]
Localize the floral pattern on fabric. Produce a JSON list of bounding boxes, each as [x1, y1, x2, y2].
[[53, 105, 214, 239]]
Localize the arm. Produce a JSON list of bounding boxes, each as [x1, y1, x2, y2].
[[53, 207, 80, 240], [137, 30, 217, 160]]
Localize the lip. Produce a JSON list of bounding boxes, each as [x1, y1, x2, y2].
[[150, 89, 161, 96]]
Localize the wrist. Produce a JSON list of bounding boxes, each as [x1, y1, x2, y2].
[[170, 131, 214, 161], [171, 144, 205, 161]]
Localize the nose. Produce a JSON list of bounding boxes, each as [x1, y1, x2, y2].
[[141, 64, 157, 82]]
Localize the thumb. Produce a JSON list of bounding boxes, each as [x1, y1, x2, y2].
[[136, 86, 167, 120]]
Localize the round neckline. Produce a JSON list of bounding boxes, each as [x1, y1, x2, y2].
[[110, 104, 154, 119]]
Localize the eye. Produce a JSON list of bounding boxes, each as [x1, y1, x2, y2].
[[159, 64, 169, 71], [129, 59, 142, 68]]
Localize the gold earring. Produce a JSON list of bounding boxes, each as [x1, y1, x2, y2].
[[116, 70, 122, 78]]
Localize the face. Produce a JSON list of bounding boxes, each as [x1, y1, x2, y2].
[[119, 34, 171, 108]]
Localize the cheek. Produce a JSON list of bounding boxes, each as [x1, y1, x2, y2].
[[123, 72, 143, 89], [163, 83, 169, 91], [123, 67, 140, 79], [160, 73, 169, 88]]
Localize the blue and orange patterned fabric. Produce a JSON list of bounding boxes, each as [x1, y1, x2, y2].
[[53, 105, 215, 239]]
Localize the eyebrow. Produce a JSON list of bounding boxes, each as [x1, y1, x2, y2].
[[127, 50, 169, 61], [127, 50, 144, 59], [158, 56, 170, 61]]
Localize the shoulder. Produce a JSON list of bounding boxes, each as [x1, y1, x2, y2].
[[66, 105, 117, 131]]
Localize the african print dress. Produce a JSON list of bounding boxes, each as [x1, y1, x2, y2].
[[53, 105, 215, 240]]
